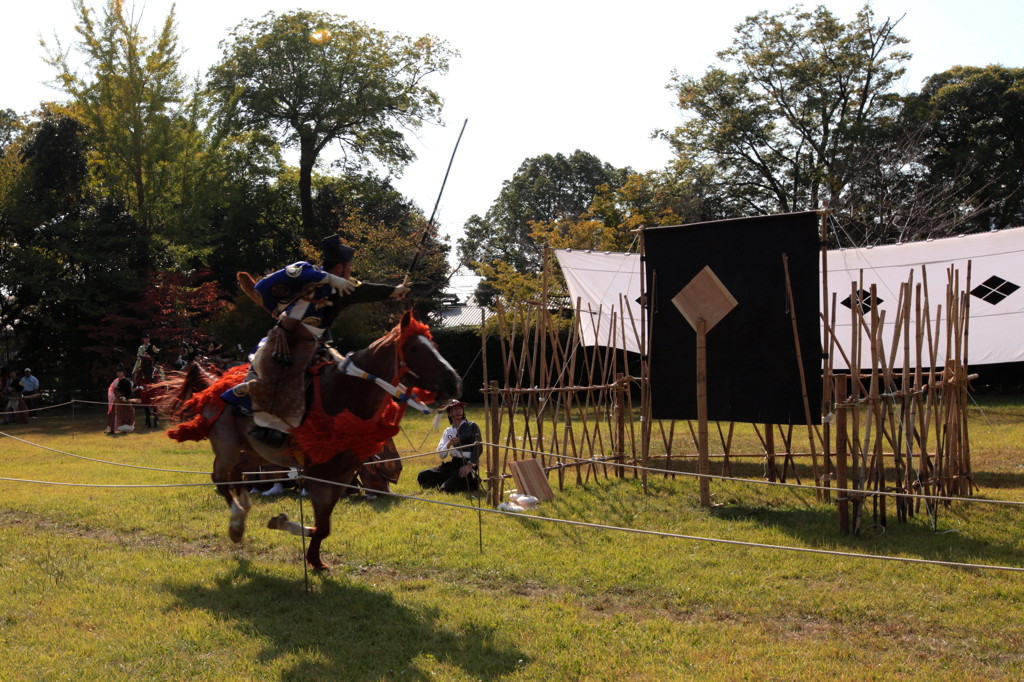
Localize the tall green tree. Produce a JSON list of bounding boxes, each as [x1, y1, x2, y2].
[[660, 5, 909, 222], [0, 109, 26, 216], [0, 109, 19, 151], [909, 65, 1024, 231], [46, 0, 192, 241], [2, 109, 149, 388], [197, 131, 300, 287], [207, 10, 454, 232], [458, 150, 629, 277], [527, 171, 701, 255]]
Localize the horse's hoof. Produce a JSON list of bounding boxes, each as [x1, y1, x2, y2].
[[229, 527, 244, 543], [308, 560, 330, 573], [267, 513, 289, 530]]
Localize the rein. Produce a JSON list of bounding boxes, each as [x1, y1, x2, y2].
[[335, 353, 434, 416], [293, 326, 438, 465], [328, 315, 437, 415]]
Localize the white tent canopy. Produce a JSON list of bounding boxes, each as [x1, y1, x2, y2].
[[555, 250, 644, 354], [555, 226, 1024, 367], [827, 227, 1024, 368]]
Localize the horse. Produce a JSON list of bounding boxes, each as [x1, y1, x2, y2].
[[162, 310, 461, 571], [134, 355, 166, 428]]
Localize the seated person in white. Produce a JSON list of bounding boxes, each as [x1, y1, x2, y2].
[[417, 400, 481, 493]]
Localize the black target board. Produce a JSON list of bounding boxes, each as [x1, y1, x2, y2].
[[643, 212, 822, 424]]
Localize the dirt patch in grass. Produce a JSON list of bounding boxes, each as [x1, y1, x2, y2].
[[0, 508, 225, 558]]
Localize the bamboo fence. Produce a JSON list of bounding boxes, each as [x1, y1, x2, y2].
[[479, 237, 974, 534]]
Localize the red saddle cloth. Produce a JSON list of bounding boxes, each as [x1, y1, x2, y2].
[[167, 363, 430, 466]]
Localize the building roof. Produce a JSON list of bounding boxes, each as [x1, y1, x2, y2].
[[431, 304, 492, 328]]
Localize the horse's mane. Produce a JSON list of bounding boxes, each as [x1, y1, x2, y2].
[[367, 312, 432, 353]]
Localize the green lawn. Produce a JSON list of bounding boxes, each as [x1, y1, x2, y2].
[[1, 398, 1023, 680]]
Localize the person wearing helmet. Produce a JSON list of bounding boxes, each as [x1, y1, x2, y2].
[[235, 235, 410, 447], [418, 399, 482, 492]]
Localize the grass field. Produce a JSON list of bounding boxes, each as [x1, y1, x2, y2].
[[1, 397, 1023, 680]]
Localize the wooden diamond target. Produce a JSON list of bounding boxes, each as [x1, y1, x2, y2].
[[671, 266, 738, 332]]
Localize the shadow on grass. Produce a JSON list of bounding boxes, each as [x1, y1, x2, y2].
[[970, 470, 1024, 489], [707, 499, 1024, 567], [167, 559, 526, 679], [3, 408, 169, 437]]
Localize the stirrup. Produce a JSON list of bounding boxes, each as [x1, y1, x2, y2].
[[249, 426, 288, 447]]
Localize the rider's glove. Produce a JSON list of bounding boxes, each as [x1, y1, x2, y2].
[[322, 273, 355, 295]]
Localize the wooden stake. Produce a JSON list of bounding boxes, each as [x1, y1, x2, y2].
[[835, 374, 850, 533], [696, 318, 711, 506]]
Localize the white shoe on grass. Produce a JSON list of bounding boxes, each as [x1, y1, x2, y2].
[[262, 482, 285, 496]]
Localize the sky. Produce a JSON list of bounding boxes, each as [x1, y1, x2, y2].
[[4, 0, 1023, 285]]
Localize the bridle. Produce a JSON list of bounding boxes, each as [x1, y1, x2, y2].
[[335, 326, 436, 416]]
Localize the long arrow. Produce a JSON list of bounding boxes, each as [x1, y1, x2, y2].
[[406, 118, 468, 282]]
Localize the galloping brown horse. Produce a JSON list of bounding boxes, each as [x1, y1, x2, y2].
[[164, 311, 461, 571]]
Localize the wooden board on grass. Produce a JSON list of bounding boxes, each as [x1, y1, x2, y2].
[[509, 458, 555, 501]]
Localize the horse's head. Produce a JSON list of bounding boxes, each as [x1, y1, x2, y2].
[[394, 309, 462, 404]]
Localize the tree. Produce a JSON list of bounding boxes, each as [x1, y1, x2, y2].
[[198, 131, 302, 287], [527, 171, 693, 253], [207, 10, 454, 232], [909, 65, 1024, 231], [1, 108, 150, 389], [472, 172, 694, 310], [46, 0, 192, 239], [0, 109, 19, 151], [458, 150, 630, 277], [660, 5, 909, 219], [313, 171, 449, 341], [80, 268, 233, 377], [0, 109, 27, 216]]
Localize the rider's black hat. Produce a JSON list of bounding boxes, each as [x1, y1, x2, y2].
[[321, 235, 355, 266]]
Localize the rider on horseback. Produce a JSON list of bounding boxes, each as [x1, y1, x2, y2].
[[233, 235, 410, 447], [131, 331, 161, 378]]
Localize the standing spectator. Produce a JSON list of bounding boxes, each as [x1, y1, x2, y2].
[[170, 343, 190, 371], [19, 368, 40, 419], [0, 369, 7, 422], [3, 369, 28, 424], [105, 364, 136, 434]]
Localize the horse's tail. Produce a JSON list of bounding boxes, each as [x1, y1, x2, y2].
[[158, 362, 222, 421], [159, 363, 250, 442]]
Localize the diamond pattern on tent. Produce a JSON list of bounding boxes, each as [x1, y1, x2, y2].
[[971, 275, 1020, 305], [840, 289, 883, 315]]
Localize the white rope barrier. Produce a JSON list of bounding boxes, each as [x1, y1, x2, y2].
[[4, 402, 1022, 572], [0, 430, 210, 474], [479, 440, 1024, 508], [300, 474, 1024, 574], [1, 461, 1020, 573], [0, 475, 291, 488]]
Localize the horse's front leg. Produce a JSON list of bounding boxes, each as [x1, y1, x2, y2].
[[210, 420, 251, 544], [302, 458, 361, 572], [227, 482, 252, 544], [304, 478, 343, 572]]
